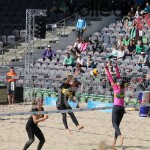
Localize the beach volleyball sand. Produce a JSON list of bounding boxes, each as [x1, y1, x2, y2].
[[0, 103, 150, 150]]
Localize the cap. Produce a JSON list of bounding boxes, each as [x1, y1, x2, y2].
[[47, 45, 51, 48]]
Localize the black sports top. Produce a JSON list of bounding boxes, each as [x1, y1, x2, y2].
[[26, 107, 44, 126]]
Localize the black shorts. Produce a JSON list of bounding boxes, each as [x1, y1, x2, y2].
[[7, 82, 16, 95]]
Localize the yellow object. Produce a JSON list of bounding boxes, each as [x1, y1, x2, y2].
[[62, 88, 72, 97], [90, 69, 98, 77]]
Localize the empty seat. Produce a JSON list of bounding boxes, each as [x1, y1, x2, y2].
[[0, 35, 7, 44], [20, 30, 26, 39], [7, 35, 15, 44], [0, 41, 3, 51]]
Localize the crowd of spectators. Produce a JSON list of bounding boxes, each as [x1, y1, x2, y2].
[[42, 9, 150, 77], [37, 2, 150, 93]]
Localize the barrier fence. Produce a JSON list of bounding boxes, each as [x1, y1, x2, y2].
[[0, 75, 149, 103]]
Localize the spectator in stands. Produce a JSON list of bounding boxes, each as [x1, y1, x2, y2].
[[135, 7, 140, 18], [130, 24, 137, 40], [76, 16, 86, 38], [135, 40, 145, 54], [123, 40, 135, 60], [124, 15, 133, 30], [105, 44, 118, 60], [128, 7, 135, 19], [69, 47, 81, 59], [6, 66, 17, 105], [143, 2, 150, 13], [137, 52, 150, 68], [86, 54, 96, 68], [122, 35, 130, 48], [76, 54, 85, 66], [43, 45, 56, 61], [117, 36, 123, 49], [92, 39, 104, 53], [73, 38, 82, 50], [80, 38, 88, 52], [63, 52, 75, 67], [117, 47, 125, 60], [74, 64, 85, 75]]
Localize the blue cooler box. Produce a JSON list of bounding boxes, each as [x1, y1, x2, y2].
[[139, 106, 149, 117]]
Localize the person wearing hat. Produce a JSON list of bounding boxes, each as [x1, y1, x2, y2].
[[6, 66, 17, 105], [42, 45, 56, 61], [138, 52, 149, 68], [90, 68, 99, 77]]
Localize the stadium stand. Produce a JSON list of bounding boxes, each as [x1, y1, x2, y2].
[[0, 1, 149, 105]]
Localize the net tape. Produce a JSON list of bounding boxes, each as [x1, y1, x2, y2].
[[0, 103, 150, 117]]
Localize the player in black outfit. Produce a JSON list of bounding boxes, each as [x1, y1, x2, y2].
[[23, 99, 48, 150], [56, 77, 84, 135]]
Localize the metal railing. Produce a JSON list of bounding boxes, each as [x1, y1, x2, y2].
[[0, 9, 87, 65]]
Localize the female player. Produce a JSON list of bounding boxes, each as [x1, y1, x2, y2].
[[23, 99, 48, 150], [105, 64, 125, 148], [56, 77, 84, 135]]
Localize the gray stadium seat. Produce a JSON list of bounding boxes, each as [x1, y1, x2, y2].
[[20, 30, 26, 39], [7, 35, 15, 44]]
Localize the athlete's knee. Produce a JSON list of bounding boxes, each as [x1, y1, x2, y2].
[[40, 137, 45, 144], [28, 139, 34, 144]]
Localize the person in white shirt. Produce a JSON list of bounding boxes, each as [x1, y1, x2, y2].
[[135, 7, 140, 18], [73, 38, 82, 50], [117, 36, 123, 48], [76, 55, 85, 66], [117, 47, 125, 60], [104, 44, 118, 60]]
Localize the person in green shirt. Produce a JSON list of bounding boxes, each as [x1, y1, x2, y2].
[[135, 40, 145, 54], [63, 52, 76, 67], [130, 24, 136, 40], [122, 35, 130, 48]]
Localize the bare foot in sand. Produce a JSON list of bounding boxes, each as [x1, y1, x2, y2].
[[66, 129, 73, 135], [111, 138, 116, 149], [77, 125, 84, 131], [120, 135, 124, 146]]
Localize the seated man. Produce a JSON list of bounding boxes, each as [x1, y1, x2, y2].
[[117, 47, 125, 60], [105, 44, 118, 59], [63, 52, 76, 67], [122, 35, 130, 48], [135, 40, 145, 54], [123, 40, 135, 60], [74, 64, 85, 75], [86, 54, 96, 68], [43, 45, 56, 61], [143, 2, 150, 14], [137, 52, 150, 68], [76, 55, 85, 66]]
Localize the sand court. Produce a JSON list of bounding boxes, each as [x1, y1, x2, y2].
[[0, 104, 150, 150]]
